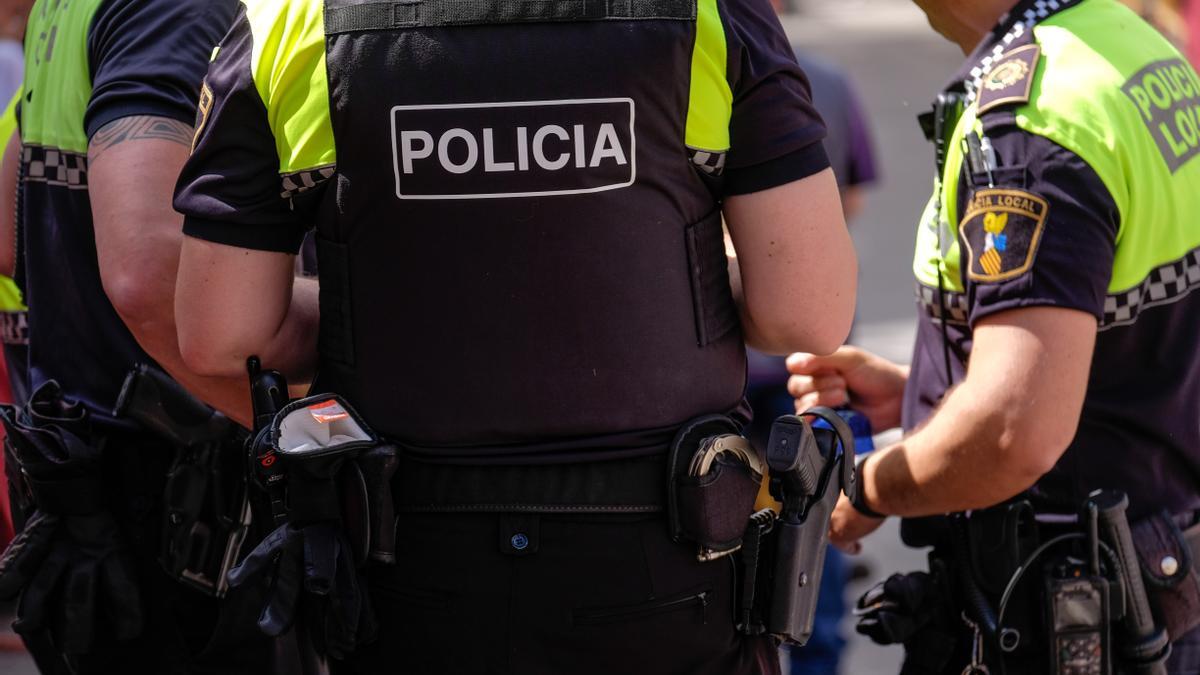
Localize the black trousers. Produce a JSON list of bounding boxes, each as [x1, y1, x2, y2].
[[8, 431, 274, 675], [334, 512, 780, 675]]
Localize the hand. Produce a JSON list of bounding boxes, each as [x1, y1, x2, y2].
[[829, 495, 885, 554], [787, 346, 908, 431]]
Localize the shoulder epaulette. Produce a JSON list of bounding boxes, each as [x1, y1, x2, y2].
[[976, 44, 1042, 116]]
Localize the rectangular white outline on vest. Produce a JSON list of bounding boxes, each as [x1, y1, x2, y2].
[[390, 98, 637, 200]]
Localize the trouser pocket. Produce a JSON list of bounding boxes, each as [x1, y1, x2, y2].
[[572, 587, 711, 626]]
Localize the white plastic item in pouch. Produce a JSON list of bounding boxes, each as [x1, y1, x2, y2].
[[278, 399, 372, 455]]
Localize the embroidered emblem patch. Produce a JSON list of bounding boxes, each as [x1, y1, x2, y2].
[[985, 59, 1029, 91], [960, 188, 1049, 282], [977, 45, 1041, 115]]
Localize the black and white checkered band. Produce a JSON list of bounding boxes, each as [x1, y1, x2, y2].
[[965, 0, 1079, 103], [22, 145, 87, 190], [688, 148, 726, 176], [280, 164, 335, 199], [0, 310, 27, 346], [1101, 247, 1200, 331], [916, 282, 969, 326]]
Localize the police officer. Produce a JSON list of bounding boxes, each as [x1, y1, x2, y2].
[[790, 0, 1200, 672], [170, 0, 858, 671], [0, 0, 275, 671]]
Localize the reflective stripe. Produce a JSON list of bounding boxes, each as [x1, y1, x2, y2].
[[1101, 245, 1200, 330], [21, 144, 88, 189], [684, 0, 730, 152], [915, 282, 969, 326], [245, 0, 336, 174]]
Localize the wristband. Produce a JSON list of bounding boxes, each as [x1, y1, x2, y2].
[[850, 454, 886, 519]]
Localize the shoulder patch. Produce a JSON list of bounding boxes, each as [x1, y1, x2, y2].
[[976, 45, 1041, 116], [960, 188, 1049, 283]]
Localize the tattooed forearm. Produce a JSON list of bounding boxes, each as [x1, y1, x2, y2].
[[89, 116, 194, 161]]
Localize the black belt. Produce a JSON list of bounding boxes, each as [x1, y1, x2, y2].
[[394, 453, 666, 514]]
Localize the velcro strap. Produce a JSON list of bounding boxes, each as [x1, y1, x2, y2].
[[27, 474, 106, 515], [325, 0, 695, 33], [395, 453, 664, 513]]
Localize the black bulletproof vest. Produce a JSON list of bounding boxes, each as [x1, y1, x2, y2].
[[317, 0, 745, 460]]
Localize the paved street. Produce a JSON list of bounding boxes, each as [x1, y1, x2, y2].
[[0, 2, 960, 673]]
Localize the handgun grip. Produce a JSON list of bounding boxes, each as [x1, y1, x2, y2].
[[1091, 490, 1169, 674], [766, 416, 824, 496], [115, 364, 231, 447]]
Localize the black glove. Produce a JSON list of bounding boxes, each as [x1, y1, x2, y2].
[[0, 384, 145, 655], [855, 571, 941, 644], [855, 569, 958, 673], [0, 511, 143, 652], [228, 521, 374, 658]]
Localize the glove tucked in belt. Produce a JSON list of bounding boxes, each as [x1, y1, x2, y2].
[[0, 381, 143, 655], [231, 394, 377, 659]]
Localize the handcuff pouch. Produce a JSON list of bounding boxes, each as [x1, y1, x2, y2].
[[666, 414, 761, 561]]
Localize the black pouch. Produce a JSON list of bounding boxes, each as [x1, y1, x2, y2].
[[1131, 512, 1200, 640], [667, 415, 762, 561], [676, 454, 762, 554]]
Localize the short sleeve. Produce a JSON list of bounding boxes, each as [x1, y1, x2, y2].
[[173, 6, 314, 254], [721, 0, 829, 195], [957, 128, 1119, 325], [84, 0, 237, 138]]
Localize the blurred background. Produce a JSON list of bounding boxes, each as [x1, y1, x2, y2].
[[0, 0, 1196, 673]]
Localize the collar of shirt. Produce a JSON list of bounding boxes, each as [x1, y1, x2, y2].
[[939, 0, 1077, 94]]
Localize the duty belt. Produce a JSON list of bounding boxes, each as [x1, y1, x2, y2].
[[393, 453, 666, 514]]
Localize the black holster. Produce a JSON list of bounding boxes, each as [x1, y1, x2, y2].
[[735, 408, 856, 646], [114, 365, 251, 597]]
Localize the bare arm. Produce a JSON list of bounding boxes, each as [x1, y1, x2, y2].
[[859, 306, 1096, 516], [89, 116, 261, 426], [0, 129, 18, 277], [723, 168, 857, 355], [176, 235, 319, 381]]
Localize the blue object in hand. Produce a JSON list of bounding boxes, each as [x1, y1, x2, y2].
[[811, 408, 874, 454]]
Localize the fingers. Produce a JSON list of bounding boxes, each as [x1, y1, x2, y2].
[[789, 372, 850, 412], [786, 345, 866, 376]]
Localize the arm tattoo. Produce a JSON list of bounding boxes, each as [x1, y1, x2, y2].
[[89, 116, 194, 161]]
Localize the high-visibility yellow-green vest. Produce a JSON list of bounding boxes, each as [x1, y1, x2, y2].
[[915, 0, 1200, 306]]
